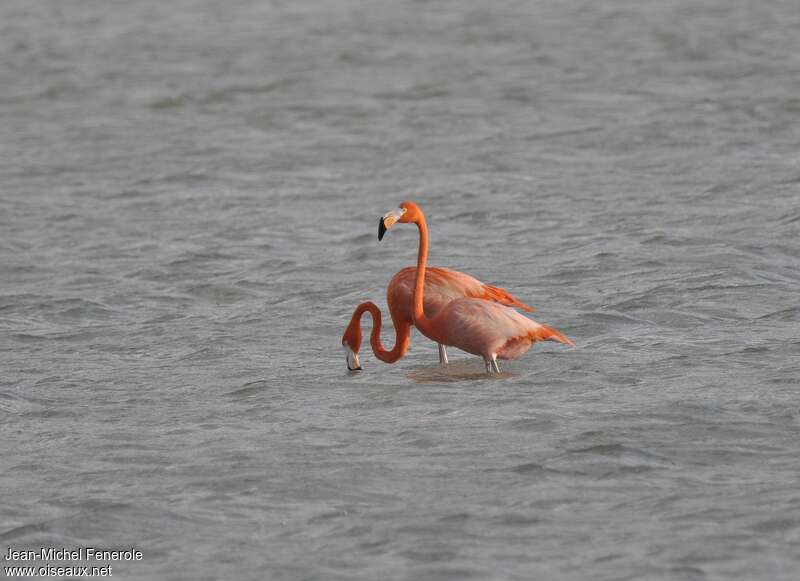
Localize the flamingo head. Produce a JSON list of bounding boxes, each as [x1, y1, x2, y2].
[[378, 201, 420, 240], [341, 322, 363, 371]]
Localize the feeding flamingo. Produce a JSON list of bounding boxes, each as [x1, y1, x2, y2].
[[341, 266, 534, 371], [378, 201, 573, 373]]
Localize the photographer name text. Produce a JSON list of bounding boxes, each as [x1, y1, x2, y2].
[[4, 547, 142, 561]]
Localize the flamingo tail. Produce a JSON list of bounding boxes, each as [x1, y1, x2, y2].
[[481, 284, 535, 312], [531, 324, 574, 346]]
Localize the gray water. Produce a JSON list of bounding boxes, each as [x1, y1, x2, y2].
[[1, 1, 799, 579]]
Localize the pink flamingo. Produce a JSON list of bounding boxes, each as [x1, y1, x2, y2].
[[378, 201, 573, 373], [341, 266, 534, 371]]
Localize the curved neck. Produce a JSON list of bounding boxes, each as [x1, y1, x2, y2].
[[410, 214, 440, 340], [353, 302, 410, 363]]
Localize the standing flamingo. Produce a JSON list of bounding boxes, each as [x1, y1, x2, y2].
[[341, 266, 534, 371], [378, 201, 573, 373]]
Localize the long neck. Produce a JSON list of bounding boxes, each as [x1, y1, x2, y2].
[[353, 302, 411, 363], [410, 215, 440, 340]]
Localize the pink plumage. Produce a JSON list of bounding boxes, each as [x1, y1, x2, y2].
[[435, 298, 573, 360], [387, 266, 533, 324]]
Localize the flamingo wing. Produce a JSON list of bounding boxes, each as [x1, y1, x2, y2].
[[424, 267, 534, 312], [388, 266, 534, 323]]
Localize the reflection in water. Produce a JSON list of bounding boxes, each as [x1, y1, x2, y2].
[[407, 359, 516, 383]]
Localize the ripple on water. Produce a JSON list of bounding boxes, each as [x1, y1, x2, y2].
[[0, 390, 46, 415]]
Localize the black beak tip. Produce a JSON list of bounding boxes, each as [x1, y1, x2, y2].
[[347, 364, 363, 372], [378, 217, 386, 241]]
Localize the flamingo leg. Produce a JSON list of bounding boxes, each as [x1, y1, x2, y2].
[[484, 358, 492, 374], [438, 344, 449, 366], [491, 356, 501, 374]]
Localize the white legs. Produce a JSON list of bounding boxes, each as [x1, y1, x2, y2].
[[436, 347, 500, 374], [438, 344, 449, 366], [484, 355, 501, 374]]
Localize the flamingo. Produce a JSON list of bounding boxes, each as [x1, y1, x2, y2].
[[378, 201, 574, 374], [341, 266, 534, 371]]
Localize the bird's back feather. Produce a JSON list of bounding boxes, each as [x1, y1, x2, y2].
[[387, 266, 534, 326]]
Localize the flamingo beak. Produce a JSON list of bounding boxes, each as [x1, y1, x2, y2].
[[378, 208, 406, 241], [344, 345, 362, 371]]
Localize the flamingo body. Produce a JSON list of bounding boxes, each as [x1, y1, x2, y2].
[[429, 298, 573, 361], [342, 267, 533, 369]]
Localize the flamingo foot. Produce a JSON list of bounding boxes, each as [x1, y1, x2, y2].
[[438, 344, 449, 367]]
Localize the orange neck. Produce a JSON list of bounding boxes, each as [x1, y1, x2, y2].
[[410, 214, 441, 341], [351, 302, 410, 363]]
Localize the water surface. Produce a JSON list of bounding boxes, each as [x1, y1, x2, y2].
[[1, 1, 799, 579]]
